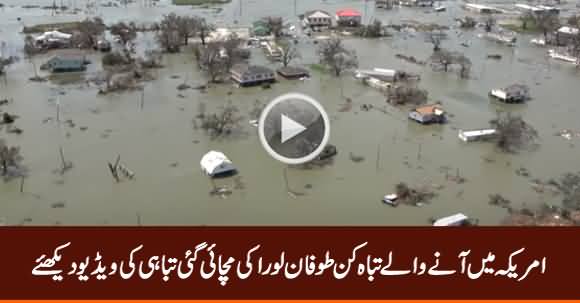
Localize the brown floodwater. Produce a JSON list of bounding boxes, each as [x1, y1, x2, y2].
[[0, 0, 579, 225]]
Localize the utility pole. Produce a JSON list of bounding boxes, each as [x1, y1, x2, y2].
[[364, 0, 369, 25]]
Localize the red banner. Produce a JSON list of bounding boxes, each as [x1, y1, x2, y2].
[[0, 227, 579, 300]]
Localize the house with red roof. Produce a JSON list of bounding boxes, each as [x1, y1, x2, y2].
[[335, 9, 362, 27]]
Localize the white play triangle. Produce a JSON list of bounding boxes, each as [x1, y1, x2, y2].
[[281, 114, 307, 143]]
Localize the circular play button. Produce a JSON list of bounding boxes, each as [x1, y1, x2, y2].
[[258, 93, 330, 165]]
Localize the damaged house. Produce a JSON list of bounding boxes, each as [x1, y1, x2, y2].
[[408, 104, 446, 124]]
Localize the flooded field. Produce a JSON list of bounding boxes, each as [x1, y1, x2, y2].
[[1, 0, 579, 225]]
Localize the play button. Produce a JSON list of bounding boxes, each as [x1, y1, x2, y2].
[[258, 93, 330, 165], [281, 114, 307, 143]]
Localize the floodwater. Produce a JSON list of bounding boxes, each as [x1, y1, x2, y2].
[[0, 0, 579, 225]]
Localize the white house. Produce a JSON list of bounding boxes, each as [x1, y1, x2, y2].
[[200, 151, 237, 177], [303, 10, 332, 29]]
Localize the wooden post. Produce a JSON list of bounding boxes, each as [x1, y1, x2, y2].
[[59, 147, 66, 172], [417, 142, 422, 161], [108, 162, 120, 182], [376, 144, 381, 172], [140, 89, 144, 110], [19, 176, 24, 193], [136, 212, 142, 226]]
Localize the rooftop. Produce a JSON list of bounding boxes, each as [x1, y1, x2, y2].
[[231, 64, 274, 75], [414, 104, 444, 115], [336, 9, 362, 17], [277, 66, 310, 77], [305, 10, 332, 18]]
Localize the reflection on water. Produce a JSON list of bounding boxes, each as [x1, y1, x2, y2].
[[0, 0, 579, 226]]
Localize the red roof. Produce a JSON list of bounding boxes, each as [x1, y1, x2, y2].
[[336, 9, 362, 17]]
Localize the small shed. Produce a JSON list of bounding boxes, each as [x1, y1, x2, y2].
[[277, 66, 310, 79], [200, 151, 236, 177], [409, 104, 446, 124]]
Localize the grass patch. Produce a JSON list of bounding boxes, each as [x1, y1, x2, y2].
[[500, 19, 541, 33], [22, 21, 81, 34], [308, 63, 328, 73], [172, 0, 231, 5]]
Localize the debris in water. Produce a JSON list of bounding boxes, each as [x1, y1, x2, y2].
[[80, 126, 88, 131], [2, 112, 16, 124], [51, 201, 66, 209], [349, 152, 365, 163], [305, 184, 313, 189], [210, 186, 233, 198], [515, 167, 531, 177], [177, 83, 191, 90], [169, 162, 179, 167], [489, 194, 512, 210], [556, 129, 580, 140]]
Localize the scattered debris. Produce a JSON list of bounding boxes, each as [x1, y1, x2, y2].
[[515, 167, 531, 177], [382, 193, 399, 207], [487, 54, 502, 60], [395, 54, 427, 65], [394, 182, 437, 207], [50, 201, 66, 209], [556, 129, 580, 140], [349, 152, 365, 163], [489, 194, 512, 210], [177, 83, 191, 90]]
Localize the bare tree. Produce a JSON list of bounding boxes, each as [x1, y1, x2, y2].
[[483, 15, 496, 33], [76, 17, 106, 49], [455, 53, 472, 79], [387, 84, 428, 106], [567, 15, 580, 27], [156, 13, 181, 53], [430, 49, 471, 78], [456, 17, 477, 29], [197, 43, 227, 83], [279, 40, 300, 67], [194, 17, 214, 46], [221, 35, 243, 69], [318, 37, 358, 76], [535, 13, 560, 43], [356, 20, 385, 37], [264, 16, 283, 38], [196, 103, 244, 139], [489, 112, 539, 153], [139, 49, 163, 68], [176, 15, 198, 45], [23, 35, 41, 79], [571, 32, 580, 66], [429, 49, 454, 72], [428, 31, 443, 52], [0, 139, 23, 178], [519, 12, 534, 31], [110, 22, 137, 59]]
